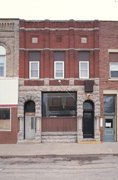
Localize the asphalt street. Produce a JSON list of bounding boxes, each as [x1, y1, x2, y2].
[[0, 154, 118, 180]]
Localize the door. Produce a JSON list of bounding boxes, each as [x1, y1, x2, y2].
[[25, 116, 35, 139], [83, 100, 94, 138], [83, 112, 94, 138], [104, 117, 115, 142]]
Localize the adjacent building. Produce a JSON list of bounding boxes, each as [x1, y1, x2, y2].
[[0, 19, 19, 144], [99, 21, 118, 142]]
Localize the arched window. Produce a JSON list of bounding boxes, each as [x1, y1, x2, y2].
[[83, 100, 94, 111], [24, 100, 35, 113], [0, 46, 6, 77]]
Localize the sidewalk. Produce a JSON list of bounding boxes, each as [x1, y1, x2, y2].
[[0, 142, 118, 157]]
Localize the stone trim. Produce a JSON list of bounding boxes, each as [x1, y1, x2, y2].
[[19, 48, 100, 51]]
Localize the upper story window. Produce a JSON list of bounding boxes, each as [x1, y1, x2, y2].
[[110, 62, 118, 78], [54, 51, 65, 79], [29, 51, 40, 79], [109, 53, 118, 79], [0, 46, 6, 77], [78, 51, 90, 79]]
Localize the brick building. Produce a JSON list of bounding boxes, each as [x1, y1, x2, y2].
[[99, 21, 118, 142], [18, 20, 100, 143], [0, 19, 19, 144]]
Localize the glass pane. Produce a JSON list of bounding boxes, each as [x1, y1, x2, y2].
[[0, 109, 10, 119], [31, 70, 38, 77], [0, 66, 4, 76], [56, 63, 63, 70], [0, 46, 6, 55], [31, 63, 38, 70], [111, 71, 118, 78], [104, 96, 115, 113], [83, 101, 93, 111], [42, 92, 76, 117], [0, 120, 10, 130], [25, 101, 35, 113], [110, 63, 118, 71], [81, 63, 87, 70], [81, 70, 87, 77], [0, 56, 5, 63]]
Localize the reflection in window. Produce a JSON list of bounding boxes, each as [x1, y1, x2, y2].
[[104, 96, 115, 114], [42, 92, 76, 117], [0, 108, 10, 130]]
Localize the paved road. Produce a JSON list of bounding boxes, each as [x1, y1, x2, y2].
[[0, 155, 118, 180]]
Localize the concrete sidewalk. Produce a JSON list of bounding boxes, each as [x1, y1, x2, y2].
[[0, 142, 118, 157]]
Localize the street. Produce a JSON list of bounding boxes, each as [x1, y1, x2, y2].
[[0, 155, 118, 180]]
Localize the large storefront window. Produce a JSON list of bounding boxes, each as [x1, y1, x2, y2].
[[104, 96, 115, 114], [0, 108, 10, 130], [42, 92, 77, 117]]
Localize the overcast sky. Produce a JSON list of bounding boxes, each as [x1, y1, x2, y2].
[[1, 0, 118, 21]]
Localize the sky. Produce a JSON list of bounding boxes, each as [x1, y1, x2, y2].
[[1, 0, 118, 21]]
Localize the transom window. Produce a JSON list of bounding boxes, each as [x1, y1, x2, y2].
[[54, 61, 64, 79], [42, 92, 77, 117], [110, 62, 118, 78], [0, 108, 10, 130], [79, 61, 89, 79], [0, 46, 6, 77], [104, 95, 115, 114]]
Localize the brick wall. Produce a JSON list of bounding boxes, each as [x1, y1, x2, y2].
[[0, 107, 18, 144], [99, 21, 118, 141], [19, 20, 99, 79]]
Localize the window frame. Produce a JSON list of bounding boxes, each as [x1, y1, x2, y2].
[[79, 61, 89, 79], [0, 108, 11, 131], [42, 92, 77, 117], [0, 46, 6, 78], [110, 62, 118, 79], [29, 61, 39, 79], [54, 61, 64, 79]]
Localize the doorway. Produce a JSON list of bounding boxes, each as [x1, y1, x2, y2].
[[83, 100, 94, 138], [24, 101, 36, 139]]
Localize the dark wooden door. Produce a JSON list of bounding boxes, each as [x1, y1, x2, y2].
[[83, 112, 94, 138]]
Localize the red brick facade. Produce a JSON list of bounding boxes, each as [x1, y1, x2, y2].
[[99, 21, 118, 141], [0, 107, 18, 144], [19, 20, 99, 79]]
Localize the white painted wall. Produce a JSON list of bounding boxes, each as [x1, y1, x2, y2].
[[0, 78, 18, 105]]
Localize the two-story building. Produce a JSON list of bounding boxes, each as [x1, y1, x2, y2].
[[18, 20, 100, 143], [0, 19, 19, 144], [99, 21, 118, 142]]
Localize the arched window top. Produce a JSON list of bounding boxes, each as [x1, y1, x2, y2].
[[0, 46, 6, 55], [24, 100, 35, 113], [83, 100, 94, 111]]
